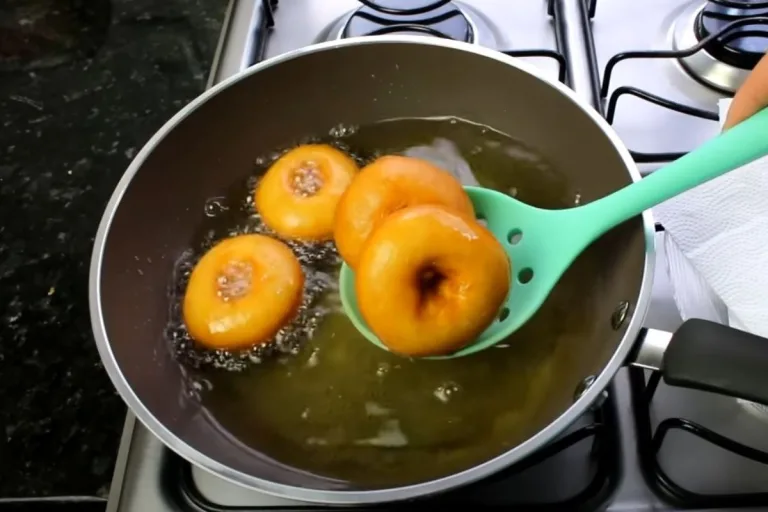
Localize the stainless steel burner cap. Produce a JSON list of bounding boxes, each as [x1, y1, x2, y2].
[[317, 1, 500, 48], [672, 3, 751, 94]]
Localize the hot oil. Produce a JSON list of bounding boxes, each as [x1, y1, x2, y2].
[[170, 117, 600, 488]]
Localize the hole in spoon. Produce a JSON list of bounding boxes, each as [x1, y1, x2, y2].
[[498, 307, 510, 322], [507, 229, 522, 245], [518, 268, 533, 284]]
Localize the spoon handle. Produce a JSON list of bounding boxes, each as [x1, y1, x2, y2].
[[579, 106, 768, 237]]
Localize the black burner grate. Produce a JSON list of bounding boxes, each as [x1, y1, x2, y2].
[[628, 365, 768, 508], [244, 0, 567, 85], [595, 5, 768, 162]]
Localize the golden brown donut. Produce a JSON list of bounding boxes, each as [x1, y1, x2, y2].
[[334, 155, 475, 269], [183, 234, 304, 350], [255, 144, 358, 240], [355, 204, 510, 357]]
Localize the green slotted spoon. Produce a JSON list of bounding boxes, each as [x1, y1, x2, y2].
[[340, 107, 768, 359]]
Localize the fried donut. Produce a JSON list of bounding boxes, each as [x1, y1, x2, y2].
[[183, 234, 304, 350], [333, 155, 474, 269], [355, 205, 510, 357], [255, 144, 358, 240]]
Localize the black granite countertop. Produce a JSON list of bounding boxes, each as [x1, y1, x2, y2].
[[0, 0, 228, 499]]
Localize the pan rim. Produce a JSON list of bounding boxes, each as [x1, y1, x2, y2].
[[89, 34, 655, 505]]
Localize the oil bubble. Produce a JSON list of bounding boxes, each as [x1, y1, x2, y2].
[[203, 197, 229, 218], [376, 362, 390, 377], [434, 381, 461, 403], [306, 348, 320, 368], [328, 124, 358, 138]]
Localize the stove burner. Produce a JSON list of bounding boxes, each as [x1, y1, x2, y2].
[[697, 0, 768, 69], [357, 0, 452, 16], [342, 0, 476, 43], [673, 1, 768, 93]]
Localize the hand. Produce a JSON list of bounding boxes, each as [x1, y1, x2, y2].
[[723, 52, 768, 130]]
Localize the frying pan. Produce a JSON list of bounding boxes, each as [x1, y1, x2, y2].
[[89, 36, 768, 504]]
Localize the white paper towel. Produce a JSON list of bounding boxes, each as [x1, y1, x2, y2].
[[655, 99, 768, 337], [654, 98, 768, 416]]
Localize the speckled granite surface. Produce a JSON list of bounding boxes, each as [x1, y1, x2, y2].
[[0, 0, 228, 498]]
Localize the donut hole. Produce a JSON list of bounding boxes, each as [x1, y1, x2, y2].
[[498, 307, 510, 322], [413, 264, 453, 314], [507, 229, 522, 245], [289, 161, 324, 197], [417, 264, 447, 298], [518, 267, 534, 284], [216, 260, 253, 301]]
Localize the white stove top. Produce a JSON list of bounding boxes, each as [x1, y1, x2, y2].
[[107, 1, 768, 510], [593, 0, 723, 172]]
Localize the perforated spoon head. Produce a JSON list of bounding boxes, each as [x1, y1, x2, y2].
[[341, 107, 768, 358], [339, 186, 578, 359]]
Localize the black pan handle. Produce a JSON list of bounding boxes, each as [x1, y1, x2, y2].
[[634, 319, 768, 406]]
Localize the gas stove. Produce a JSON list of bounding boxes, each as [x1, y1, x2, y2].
[[106, 1, 768, 511]]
